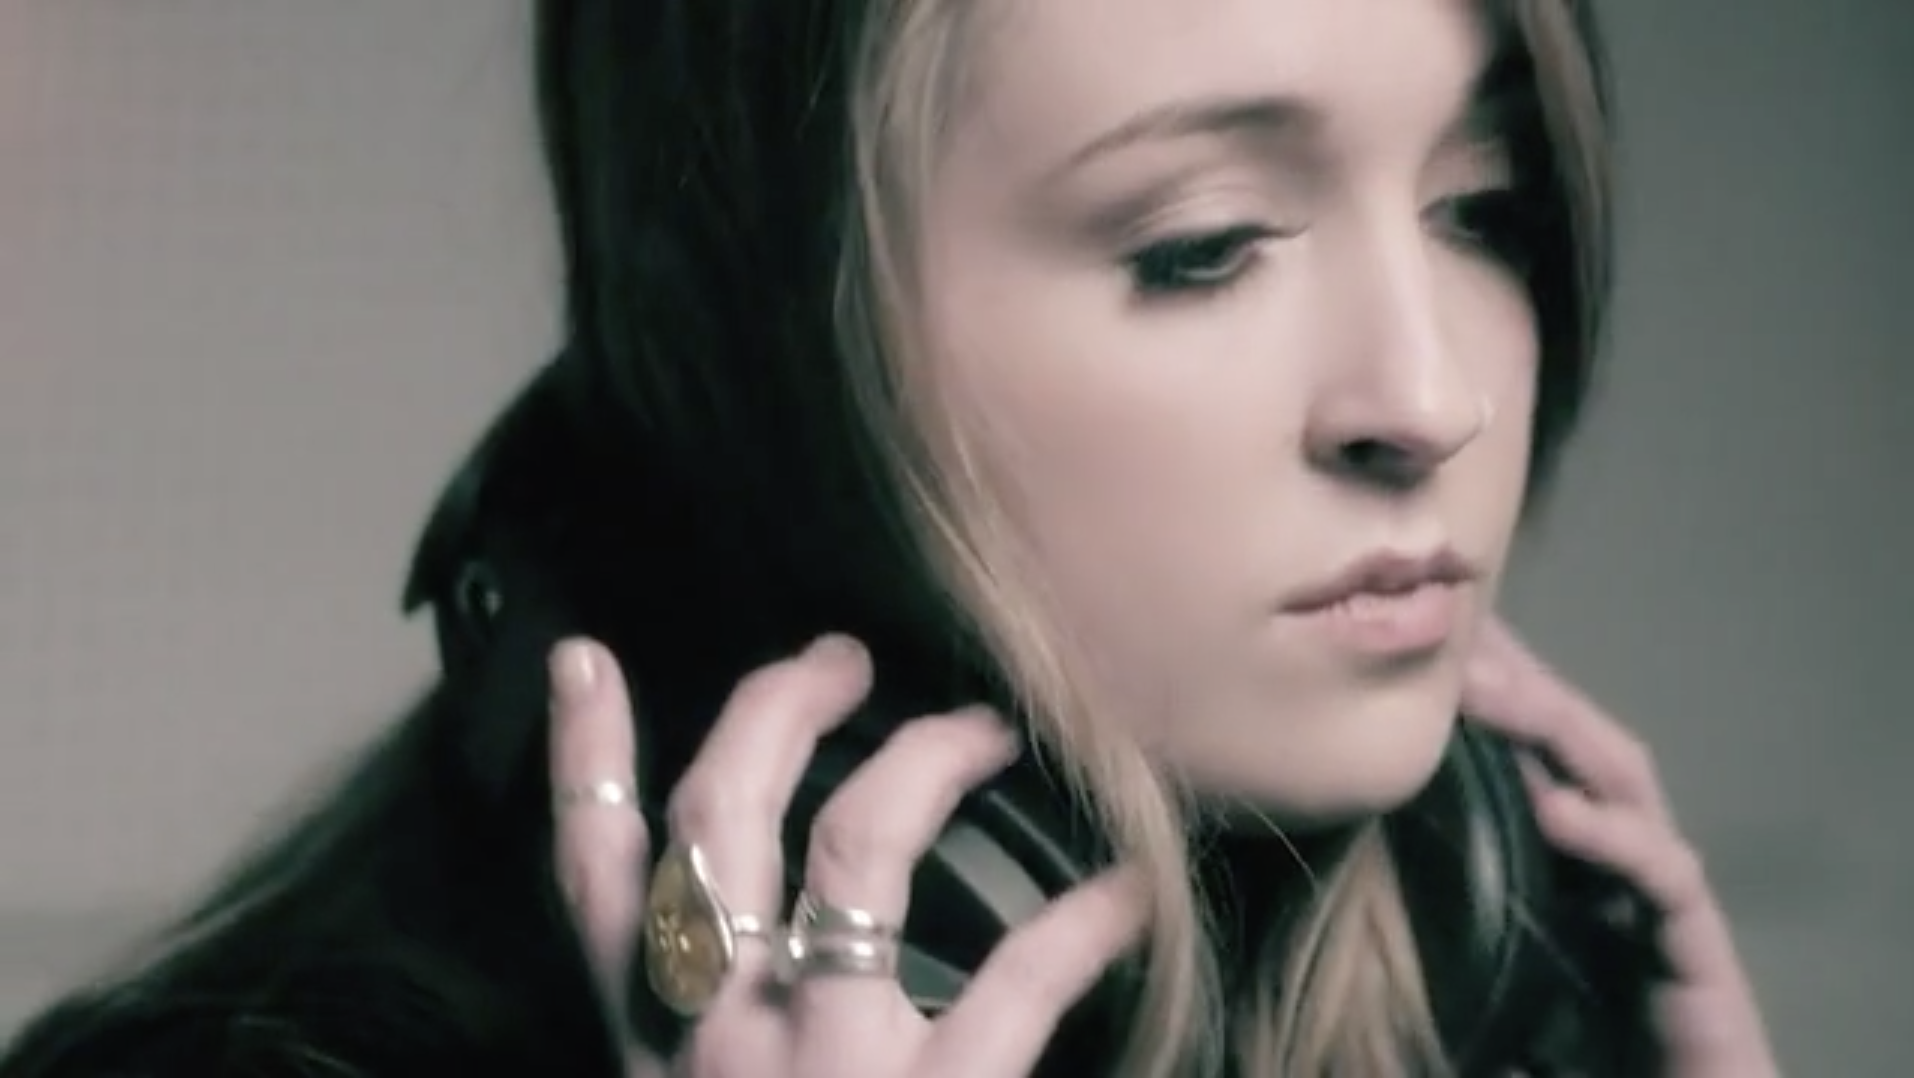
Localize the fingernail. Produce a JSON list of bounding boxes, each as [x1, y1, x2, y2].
[[1109, 864, 1156, 927], [996, 721, 1026, 762], [549, 639, 599, 704], [805, 633, 864, 664], [961, 705, 1023, 761]]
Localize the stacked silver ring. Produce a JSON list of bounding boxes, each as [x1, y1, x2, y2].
[[778, 889, 903, 981]]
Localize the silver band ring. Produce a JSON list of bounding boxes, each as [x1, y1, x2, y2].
[[792, 890, 901, 939], [779, 927, 901, 980], [777, 889, 904, 983], [555, 778, 640, 810]]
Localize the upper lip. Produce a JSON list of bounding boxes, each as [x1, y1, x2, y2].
[[1280, 547, 1478, 613]]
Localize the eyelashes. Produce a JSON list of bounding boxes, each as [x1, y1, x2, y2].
[[1119, 188, 1541, 300], [1124, 224, 1284, 297], [1426, 188, 1540, 273]]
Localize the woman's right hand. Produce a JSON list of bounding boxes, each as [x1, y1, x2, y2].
[[545, 634, 1148, 1077]]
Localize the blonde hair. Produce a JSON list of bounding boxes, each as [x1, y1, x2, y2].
[[830, 3, 1610, 1075]]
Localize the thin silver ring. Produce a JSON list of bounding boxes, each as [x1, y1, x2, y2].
[[554, 778, 639, 810], [792, 890, 901, 939], [729, 913, 775, 939]]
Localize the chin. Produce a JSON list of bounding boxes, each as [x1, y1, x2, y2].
[[1185, 690, 1461, 832]]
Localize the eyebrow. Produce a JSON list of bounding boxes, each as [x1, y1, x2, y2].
[[1052, 81, 1517, 182], [1054, 95, 1323, 178]]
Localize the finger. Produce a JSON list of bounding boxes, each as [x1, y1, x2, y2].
[[789, 707, 1020, 1036], [664, 634, 874, 998], [1524, 780, 1739, 982], [1464, 621, 1667, 816], [548, 638, 651, 1024], [923, 866, 1148, 1077]]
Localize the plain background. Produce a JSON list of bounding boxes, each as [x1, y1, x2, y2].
[[1, 0, 1909, 1071]]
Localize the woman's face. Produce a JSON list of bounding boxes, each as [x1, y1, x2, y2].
[[916, 0, 1539, 822]]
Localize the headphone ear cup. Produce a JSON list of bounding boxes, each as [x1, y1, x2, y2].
[[781, 735, 1087, 1005], [782, 732, 1117, 1071], [785, 725, 1568, 1073]]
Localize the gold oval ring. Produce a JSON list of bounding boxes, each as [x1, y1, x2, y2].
[[640, 840, 773, 1017]]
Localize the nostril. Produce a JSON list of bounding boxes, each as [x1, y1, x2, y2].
[[1340, 438, 1391, 469], [1333, 438, 1427, 490]]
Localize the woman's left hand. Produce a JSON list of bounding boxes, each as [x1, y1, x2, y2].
[[1462, 617, 1781, 1078]]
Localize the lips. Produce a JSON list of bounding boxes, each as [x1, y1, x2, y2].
[[1279, 548, 1479, 658], [1308, 583, 1463, 656], [1280, 548, 1477, 615]]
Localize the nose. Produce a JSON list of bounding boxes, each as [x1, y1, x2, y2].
[[1303, 228, 1488, 489]]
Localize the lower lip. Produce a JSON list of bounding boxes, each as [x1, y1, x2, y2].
[[1287, 582, 1463, 656]]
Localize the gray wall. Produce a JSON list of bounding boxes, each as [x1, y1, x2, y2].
[[1, 1, 1908, 1072]]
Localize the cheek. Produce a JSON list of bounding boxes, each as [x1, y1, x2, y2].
[[919, 252, 1282, 586], [1448, 269, 1543, 578], [916, 258, 1282, 708], [1474, 280, 1543, 477], [1482, 307, 1541, 433]]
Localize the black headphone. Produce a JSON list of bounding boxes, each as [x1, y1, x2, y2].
[[403, 359, 1648, 1075]]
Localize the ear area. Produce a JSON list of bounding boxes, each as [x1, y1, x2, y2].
[[398, 357, 589, 799]]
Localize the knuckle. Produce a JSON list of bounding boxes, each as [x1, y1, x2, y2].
[[679, 1028, 759, 1078], [729, 644, 870, 729], [663, 783, 710, 838], [569, 857, 614, 914], [564, 859, 615, 922], [577, 819, 647, 881], [557, 818, 650, 917], [725, 655, 813, 718], [602, 813, 652, 865], [807, 801, 913, 877], [803, 717, 1006, 879], [668, 778, 776, 840]]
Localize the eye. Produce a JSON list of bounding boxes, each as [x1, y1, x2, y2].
[[1124, 224, 1280, 297], [1427, 188, 1539, 272]]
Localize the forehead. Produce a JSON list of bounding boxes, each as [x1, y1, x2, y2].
[[955, 0, 1500, 172]]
